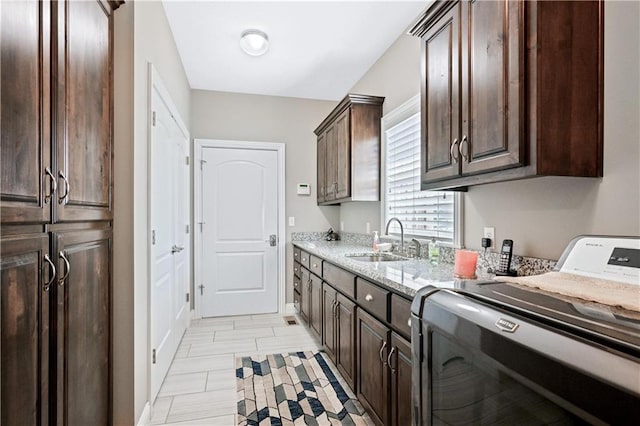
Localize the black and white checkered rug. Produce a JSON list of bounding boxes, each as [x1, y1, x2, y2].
[[236, 351, 369, 425]]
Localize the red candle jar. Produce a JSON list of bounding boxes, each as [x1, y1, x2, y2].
[[454, 250, 478, 279]]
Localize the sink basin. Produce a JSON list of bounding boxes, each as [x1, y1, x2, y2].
[[345, 252, 408, 262]]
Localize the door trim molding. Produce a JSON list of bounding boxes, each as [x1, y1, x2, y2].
[[193, 138, 286, 319]]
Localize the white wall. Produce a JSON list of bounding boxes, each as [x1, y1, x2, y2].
[[190, 90, 339, 302], [341, 1, 640, 260], [113, 1, 192, 423]]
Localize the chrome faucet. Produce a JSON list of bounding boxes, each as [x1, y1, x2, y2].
[[411, 238, 422, 258], [385, 217, 404, 252]]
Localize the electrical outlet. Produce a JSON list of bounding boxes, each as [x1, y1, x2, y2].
[[483, 227, 495, 248], [340, 221, 344, 231], [288, 217, 295, 227]]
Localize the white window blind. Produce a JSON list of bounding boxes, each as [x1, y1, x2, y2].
[[384, 111, 456, 244]]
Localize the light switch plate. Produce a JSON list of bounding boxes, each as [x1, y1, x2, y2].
[[288, 217, 295, 227]]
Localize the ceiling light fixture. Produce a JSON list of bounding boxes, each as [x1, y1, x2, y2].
[[240, 29, 269, 57]]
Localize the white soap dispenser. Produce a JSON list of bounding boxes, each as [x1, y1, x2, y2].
[[429, 237, 440, 265]]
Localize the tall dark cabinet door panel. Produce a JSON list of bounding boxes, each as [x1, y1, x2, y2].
[[356, 309, 389, 426], [0, 234, 50, 426], [422, 5, 461, 183], [317, 134, 326, 203], [460, 0, 524, 174], [54, 229, 111, 425], [55, 0, 113, 222], [1, 1, 52, 224], [322, 284, 337, 362], [390, 333, 412, 426], [334, 110, 351, 200], [336, 295, 355, 390]]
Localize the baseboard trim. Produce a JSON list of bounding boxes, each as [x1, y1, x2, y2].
[[285, 303, 296, 314], [136, 402, 151, 426]]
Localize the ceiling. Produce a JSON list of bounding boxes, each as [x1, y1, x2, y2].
[[162, 1, 429, 101]]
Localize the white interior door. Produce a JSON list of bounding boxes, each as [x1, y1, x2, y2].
[[199, 146, 279, 317], [149, 77, 190, 402]]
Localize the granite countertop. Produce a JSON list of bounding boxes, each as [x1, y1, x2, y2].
[[293, 240, 494, 298]]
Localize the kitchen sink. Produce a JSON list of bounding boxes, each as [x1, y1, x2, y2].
[[345, 252, 408, 262]]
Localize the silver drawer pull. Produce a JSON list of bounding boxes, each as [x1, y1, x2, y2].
[[313, 263, 318, 268], [294, 282, 298, 287], [407, 318, 412, 328], [365, 294, 374, 302], [294, 253, 298, 257], [302, 257, 307, 262]]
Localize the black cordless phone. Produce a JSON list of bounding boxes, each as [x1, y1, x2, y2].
[[495, 239, 516, 276]]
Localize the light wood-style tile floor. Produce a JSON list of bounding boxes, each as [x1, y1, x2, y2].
[[150, 313, 321, 425]]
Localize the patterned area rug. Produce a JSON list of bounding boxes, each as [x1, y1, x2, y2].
[[236, 351, 369, 425]]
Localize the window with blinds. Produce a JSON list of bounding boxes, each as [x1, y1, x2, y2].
[[384, 109, 457, 244]]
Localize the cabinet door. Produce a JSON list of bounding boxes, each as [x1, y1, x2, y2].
[[422, 4, 461, 183], [324, 126, 337, 201], [0, 234, 51, 425], [357, 308, 390, 426], [53, 229, 111, 425], [1, 1, 52, 224], [390, 333, 412, 426], [459, 0, 523, 174], [309, 273, 322, 341], [322, 284, 337, 362], [334, 110, 351, 200], [317, 133, 326, 204], [299, 268, 310, 323], [336, 294, 356, 390], [54, 1, 113, 222]]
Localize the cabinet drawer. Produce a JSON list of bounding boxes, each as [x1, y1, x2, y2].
[[293, 274, 301, 293], [293, 247, 301, 263], [390, 294, 412, 339], [310, 255, 323, 276], [293, 262, 301, 278], [356, 278, 389, 321], [323, 262, 355, 298], [300, 250, 311, 269]]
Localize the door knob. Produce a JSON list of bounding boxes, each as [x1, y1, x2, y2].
[[266, 234, 277, 246], [171, 245, 185, 254]]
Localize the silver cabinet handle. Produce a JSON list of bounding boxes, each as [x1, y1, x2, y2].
[[407, 318, 412, 328], [171, 245, 185, 254], [313, 263, 318, 268], [302, 257, 307, 262], [294, 281, 298, 288], [58, 170, 70, 204], [332, 300, 338, 318], [44, 167, 57, 203], [43, 254, 56, 292], [59, 251, 70, 286], [294, 252, 298, 258], [387, 347, 396, 374], [379, 341, 388, 365], [365, 294, 373, 302], [450, 138, 459, 163], [459, 135, 469, 161]]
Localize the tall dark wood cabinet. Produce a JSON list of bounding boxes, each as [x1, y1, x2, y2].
[[1, 1, 121, 424], [410, 0, 603, 190]]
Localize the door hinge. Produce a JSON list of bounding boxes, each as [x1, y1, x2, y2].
[[186, 293, 190, 303], [151, 230, 156, 245], [186, 156, 190, 166], [152, 349, 157, 364], [152, 111, 157, 127], [185, 224, 189, 234]]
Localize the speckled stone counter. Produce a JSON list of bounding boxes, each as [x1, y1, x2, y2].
[[292, 240, 494, 298]]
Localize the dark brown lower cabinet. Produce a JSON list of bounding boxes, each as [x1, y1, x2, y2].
[[0, 233, 51, 426], [321, 284, 356, 390], [357, 308, 390, 426], [53, 228, 112, 425], [300, 268, 310, 322], [322, 284, 337, 361], [309, 273, 322, 341], [389, 332, 412, 426]]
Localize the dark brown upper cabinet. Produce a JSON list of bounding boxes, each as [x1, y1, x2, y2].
[[1, 0, 114, 224], [314, 94, 384, 205], [1, 1, 53, 224], [410, 0, 603, 190], [54, 0, 114, 222]]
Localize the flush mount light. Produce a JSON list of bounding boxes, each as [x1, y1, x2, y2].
[[240, 29, 269, 57]]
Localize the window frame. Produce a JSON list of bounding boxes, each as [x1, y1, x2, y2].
[[380, 94, 463, 248]]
